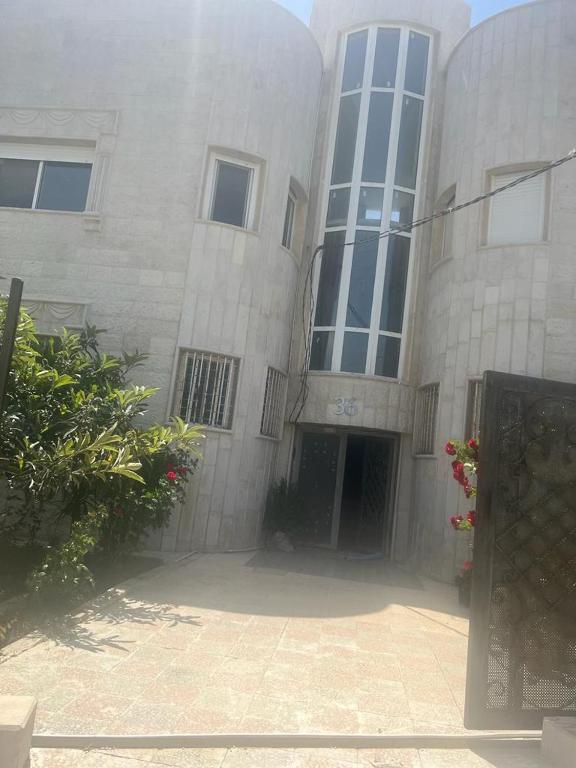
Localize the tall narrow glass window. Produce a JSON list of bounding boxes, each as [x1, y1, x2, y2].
[[391, 190, 414, 230], [211, 160, 252, 227], [375, 336, 401, 378], [362, 92, 394, 183], [331, 94, 361, 185], [346, 231, 378, 328], [380, 236, 410, 333], [405, 32, 430, 95], [342, 333, 368, 374], [342, 30, 368, 92], [310, 331, 334, 371], [372, 28, 400, 88], [395, 96, 423, 190], [314, 231, 345, 327], [326, 187, 350, 228]]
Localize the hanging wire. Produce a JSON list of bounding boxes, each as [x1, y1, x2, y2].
[[288, 148, 576, 424]]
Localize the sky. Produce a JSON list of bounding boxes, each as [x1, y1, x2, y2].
[[276, 0, 528, 26]]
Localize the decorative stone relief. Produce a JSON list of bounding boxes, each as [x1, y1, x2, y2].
[[0, 107, 119, 137], [22, 298, 88, 335]]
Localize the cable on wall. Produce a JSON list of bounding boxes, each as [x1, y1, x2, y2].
[[288, 148, 576, 425]]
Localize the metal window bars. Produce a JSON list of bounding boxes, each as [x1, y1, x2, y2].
[[177, 350, 239, 430], [260, 367, 287, 439], [414, 382, 439, 455]]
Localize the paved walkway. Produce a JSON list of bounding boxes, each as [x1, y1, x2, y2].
[[0, 551, 543, 766]]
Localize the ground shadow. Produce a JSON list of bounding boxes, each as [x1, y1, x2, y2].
[[471, 743, 543, 767]]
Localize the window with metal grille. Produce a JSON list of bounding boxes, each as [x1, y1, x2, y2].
[[465, 379, 483, 440], [260, 367, 287, 439], [175, 350, 239, 430], [414, 383, 439, 455]]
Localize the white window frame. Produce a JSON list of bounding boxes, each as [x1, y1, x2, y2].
[[173, 348, 240, 432], [486, 168, 547, 247], [0, 142, 94, 212], [282, 188, 297, 251], [413, 382, 439, 457], [312, 25, 433, 380], [260, 366, 288, 440], [203, 151, 260, 231]]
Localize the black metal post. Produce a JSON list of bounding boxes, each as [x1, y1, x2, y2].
[[0, 277, 23, 417]]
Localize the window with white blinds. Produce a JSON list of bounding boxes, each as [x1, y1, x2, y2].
[[260, 367, 287, 439], [413, 383, 439, 456], [487, 170, 546, 246], [175, 350, 239, 430]]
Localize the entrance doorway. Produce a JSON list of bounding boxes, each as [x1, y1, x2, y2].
[[295, 430, 397, 555]]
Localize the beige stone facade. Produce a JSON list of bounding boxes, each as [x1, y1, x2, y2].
[[1, 0, 575, 576]]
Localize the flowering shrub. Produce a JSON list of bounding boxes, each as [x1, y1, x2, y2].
[[445, 438, 479, 532]]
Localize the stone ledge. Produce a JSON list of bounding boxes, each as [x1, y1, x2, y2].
[[0, 696, 37, 768], [542, 717, 576, 768]]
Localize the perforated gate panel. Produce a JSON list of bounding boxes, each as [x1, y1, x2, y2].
[[465, 371, 576, 729]]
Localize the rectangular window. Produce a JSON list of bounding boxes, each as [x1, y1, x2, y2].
[[391, 190, 414, 231], [465, 379, 483, 440], [331, 93, 361, 185], [309, 331, 334, 371], [176, 350, 239, 430], [261, 367, 287, 439], [326, 187, 350, 228], [372, 28, 400, 88], [357, 187, 384, 227], [362, 92, 394, 183], [210, 159, 253, 228], [0, 155, 92, 212], [342, 29, 368, 92], [314, 230, 345, 327], [375, 335, 401, 378], [341, 332, 368, 374], [487, 171, 546, 246], [282, 190, 296, 249], [346, 230, 378, 328], [394, 96, 424, 190], [414, 383, 439, 455], [405, 32, 430, 95], [380, 235, 410, 333]]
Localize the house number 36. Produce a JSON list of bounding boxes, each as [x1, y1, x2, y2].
[[335, 397, 358, 417]]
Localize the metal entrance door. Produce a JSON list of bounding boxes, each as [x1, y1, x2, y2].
[[297, 432, 342, 547], [466, 371, 576, 729]]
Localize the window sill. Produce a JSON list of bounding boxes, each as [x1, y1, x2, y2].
[[478, 241, 549, 250], [256, 433, 282, 443], [194, 424, 233, 436], [307, 370, 404, 385], [197, 218, 260, 237], [0, 206, 101, 232]]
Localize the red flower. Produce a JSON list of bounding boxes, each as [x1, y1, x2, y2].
[[462, 560, 474, 571], [445, 441, 457, 456], [166, 470, 178, 481], [467, 438, 478, 452], [467, 510, 476, 527], [450, 514, 464, 530]]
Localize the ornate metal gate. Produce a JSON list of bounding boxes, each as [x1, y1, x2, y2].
[[465, 371, 576, 729]]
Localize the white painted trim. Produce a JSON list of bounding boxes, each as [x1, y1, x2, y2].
[[0, 142, 94, 163], [203, 151, 261, 231]]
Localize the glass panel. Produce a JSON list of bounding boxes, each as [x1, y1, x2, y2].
[[0, 158, 39, 208], [298, 433, 341, 546], [342, 30, 368, 92], [346, 230, 378, 328], [331, 93, 361, 185], [211, 160, 251, 227], [372, 28, 400, 88], [309, 331, 334, 371], [36, 162, 92, 212], [314, 231, 345, 327], [394, 96, 423, 189], [375, 335, 401, 378], [362, 92, 394, 183], [380, 235, 410, 333], [282, 193, 296, 248], [357, 187, 384, 227], [326, 187, 350, 228], [405, 32, 430, 95], [391, 189, 414, 230], [341, 332, 368, 374]]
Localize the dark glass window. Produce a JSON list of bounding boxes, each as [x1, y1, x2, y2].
[[211, 160, 252, 227], [375, 335, 401, 378], [36, 162, 92, 212], [309, 331, 334, 371], [341, 332, 368, 374], [372, 28, 400, 88], [357, 187, 384, 227], [314, 231, 345, 327], [405, 32, 430, 95], [346, 231, 378, 328], [331, 94, 361, 185], [391, 190, 414, 231], [362, 92, 394, 183], [326, 187, 350, 228], [282, 193, 296, 249], [394, 96, 423, 189], [0, 158, 39, 208], [380, 235, 410, 333], [342, 30, 368, 92]]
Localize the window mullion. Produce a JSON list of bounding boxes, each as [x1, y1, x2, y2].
[[31, 161, 44, 209]]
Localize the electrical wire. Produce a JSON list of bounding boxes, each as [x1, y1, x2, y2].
[[288, 148, 576, 425]]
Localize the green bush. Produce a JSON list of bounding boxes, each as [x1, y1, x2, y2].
[[0, 303, 203, 598]]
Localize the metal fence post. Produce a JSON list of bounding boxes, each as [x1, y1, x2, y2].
[[0, 278, 23, 418]]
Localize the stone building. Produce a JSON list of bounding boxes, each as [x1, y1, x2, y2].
[[0, 0, 574, 579]]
